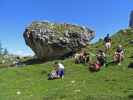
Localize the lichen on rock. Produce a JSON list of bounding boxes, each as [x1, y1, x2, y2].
[[23, 21, 95, 60]]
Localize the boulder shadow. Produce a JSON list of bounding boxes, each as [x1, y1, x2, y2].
[[128, 94, 133, 99], [128, 62, 133, 68], [21, 58, 45, 65], [105, 61, 116, 67], [128, 55, 133, 58]]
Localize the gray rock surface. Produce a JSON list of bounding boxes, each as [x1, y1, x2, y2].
[[23, 21, 95, 60], [129, 11, 133, 28]]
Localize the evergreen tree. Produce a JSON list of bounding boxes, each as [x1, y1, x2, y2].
[[0, 41, 3, 55], [3, 48, 8, 55]]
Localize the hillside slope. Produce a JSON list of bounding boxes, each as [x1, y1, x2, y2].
[[0, 28, 133, 100]]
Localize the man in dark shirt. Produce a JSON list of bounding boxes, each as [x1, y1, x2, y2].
[[104, 34, 111, 52]]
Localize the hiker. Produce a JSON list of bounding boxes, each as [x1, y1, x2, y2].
[[74, 51, 90, 64], [79, 50, 85, 63], [74, 51, 85, 64], [89, 60, 102, 71], [48, 69, 58, 80], [83, 52, 90, 64], [74, 53, 81, 64], [96, 50, 106, 66], [48, 62, 59, 80], [57, 62, 65, 79], [89, 50, 106, 71], [104, 34, 111, 52], [113, 45, 124, 65], [79, 50, 90, 64]]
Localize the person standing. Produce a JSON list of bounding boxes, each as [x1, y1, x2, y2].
[[104, 34, 111, 52]]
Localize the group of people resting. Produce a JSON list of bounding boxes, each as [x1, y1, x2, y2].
[[74, 51, 90, 64], [48, 34, 124, 79], [104, 34, 124, 66], [74, 34, 124, 71]]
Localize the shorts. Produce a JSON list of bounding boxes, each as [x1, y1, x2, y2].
[[57, 69, 64, 77], [105, 42, 111, 49]]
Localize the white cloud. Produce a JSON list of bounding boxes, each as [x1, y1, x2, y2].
[[11, 50, 34, 57]]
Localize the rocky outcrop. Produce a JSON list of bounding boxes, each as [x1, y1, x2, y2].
[[23, 21, 95, 60], [129, 11, 133, 28]]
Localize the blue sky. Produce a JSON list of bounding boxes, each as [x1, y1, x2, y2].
[[0, 0, 133, 56]]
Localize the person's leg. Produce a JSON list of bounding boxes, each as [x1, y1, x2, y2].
[[113, 54, 117, 63], [105, 43, 109, 53], [122, 55, 124, 61], [80, 56, 83, 63], [107, 42, 111, 49], [48, 73, 53, 80], [85, 56, 89, 64], [60, 69, 64, 79], [118, 54, 122, 65], [56, 70, 60, 78], [75, 58, 78, 64], [107, 43, 111, 53], [78, 57, 80, 64], [107, 43, 110, 52], [89, 65, 95, 71], [48, 73, 51, 80], [105, 42, 111, 53], [89, 63, 95, 71], [87, 56, 90, 63], [90, 63, 100, 71], [103, 57, 106, 66], [82, 56, 85, 64], [105, 43, 107, 52], [95, 63, 100, 70]]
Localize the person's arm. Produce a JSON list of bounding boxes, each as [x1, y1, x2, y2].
[[115, 52, 117, 55], [121, 50, 124, 55]]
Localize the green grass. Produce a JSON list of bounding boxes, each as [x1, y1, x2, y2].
[[0, 28, 133, 100]]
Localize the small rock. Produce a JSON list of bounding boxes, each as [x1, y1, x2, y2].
[[74, 89, 80, 93], [71, 80, 75, 84], [16, 91, 21, 95]]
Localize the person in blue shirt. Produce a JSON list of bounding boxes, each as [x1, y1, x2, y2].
[[104, 34, 111, 52]]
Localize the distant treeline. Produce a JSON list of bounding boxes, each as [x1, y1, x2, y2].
[[0, 41, 8, 55]]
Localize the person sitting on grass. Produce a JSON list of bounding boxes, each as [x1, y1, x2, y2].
[[79, 50, 85, 63], [113, 45, 124, 65], [89, 50, 106, 71], [48, 68, 58, 80], [74, 53, 81, 64], [82, 51, 90, 64], [48, 62, 65, 80], [89, 60, 102, 72], [74, 50, 90, 64], [96, 50, 106, 66], [48, 62, 59, 80], [57, 62, 65, 79]]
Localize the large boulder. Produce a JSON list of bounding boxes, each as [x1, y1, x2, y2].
[[23, 21, 95, 60], [129, 11, 133, 28]]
